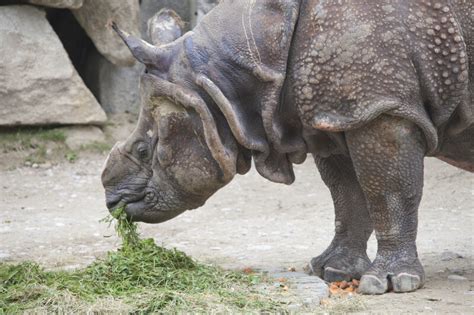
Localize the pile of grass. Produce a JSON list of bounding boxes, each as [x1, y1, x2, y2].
[[0, 207, 285, 313]]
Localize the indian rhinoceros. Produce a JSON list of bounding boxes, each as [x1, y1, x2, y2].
[[101, 0, 473, 294]]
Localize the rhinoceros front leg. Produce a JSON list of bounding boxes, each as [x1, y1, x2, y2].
[[346, 115, 426, 294], [310, 154, 373, 281]]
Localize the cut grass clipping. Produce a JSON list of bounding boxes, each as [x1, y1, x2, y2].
[[0, 207, 285, 313]]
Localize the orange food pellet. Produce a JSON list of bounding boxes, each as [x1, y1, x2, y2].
[[345, 286, 355, 292], [329, 283, 339, 290], [340, 280, 350, 289], [242, 267, 254, 274], [329, 286, 341, 295], [329, 280, 359, 296]]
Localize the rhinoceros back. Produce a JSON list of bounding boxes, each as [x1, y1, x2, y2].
[[289, 0, 472, 154]]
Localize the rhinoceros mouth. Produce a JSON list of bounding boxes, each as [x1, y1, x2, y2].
[[106, 188, 145, 208], [120, 200, 188, 223], [115, 188, 206, 223], [107, 188, 189, 223], [106, 188, 154, 215]]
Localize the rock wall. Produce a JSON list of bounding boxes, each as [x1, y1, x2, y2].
[[0, 0, 218, 126], [72, 0, 140, 67], [0, 5, 106, 126], [27, 0, 83, 9]]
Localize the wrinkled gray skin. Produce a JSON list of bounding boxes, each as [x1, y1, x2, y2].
[[102, 1, 473, 294]]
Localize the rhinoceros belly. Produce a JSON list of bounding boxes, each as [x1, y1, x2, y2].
[[437, 124, 474, 172]]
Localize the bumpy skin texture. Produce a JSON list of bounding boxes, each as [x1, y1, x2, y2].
[[290, 0, 472, 145], [102, 0, 473, 294], [290, 0, 473, 294], [347, 116, 427, 294]]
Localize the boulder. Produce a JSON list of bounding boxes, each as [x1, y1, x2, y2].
[[26, 0, 84, 9], [0, 6, 107, 126], [84, 50, 143, 114], [72, 0, 140, 67]]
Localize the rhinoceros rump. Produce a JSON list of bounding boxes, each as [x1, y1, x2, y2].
[[102, 1, 473, 295]]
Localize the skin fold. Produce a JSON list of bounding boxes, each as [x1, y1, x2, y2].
[[102, 1, 473, 294]]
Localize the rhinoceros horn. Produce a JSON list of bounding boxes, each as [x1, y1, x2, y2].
[[111, 22, 158, 65], [111, 18, 179, 73]]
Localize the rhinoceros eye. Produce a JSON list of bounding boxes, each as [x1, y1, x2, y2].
[[136, 142, 151, 161]]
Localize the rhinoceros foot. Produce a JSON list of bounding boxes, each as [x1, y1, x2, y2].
[[358, 252, 425, 295], [309, 239, 371, 282]]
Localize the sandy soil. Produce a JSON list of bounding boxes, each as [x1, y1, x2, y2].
[[1, 151, 473, 313]]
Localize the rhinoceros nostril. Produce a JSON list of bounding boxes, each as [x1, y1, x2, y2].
[[145, 191, 156, 202]]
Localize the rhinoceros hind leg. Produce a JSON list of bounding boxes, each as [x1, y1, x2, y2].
[[346, 115, 426, 294], [310, 154, 373, 282]]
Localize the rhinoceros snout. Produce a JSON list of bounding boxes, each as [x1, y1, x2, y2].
[[101, 142, 126, 187]]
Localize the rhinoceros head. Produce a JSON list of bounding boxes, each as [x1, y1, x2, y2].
[[101, 9, 251, 223], [102, 3, 305, 223]]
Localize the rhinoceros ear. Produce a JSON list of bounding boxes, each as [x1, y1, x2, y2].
[[147, 9, 184, 46], [196, 75, 268, 153], [183, 0, 305, 184], [195, 74, 298, 184]]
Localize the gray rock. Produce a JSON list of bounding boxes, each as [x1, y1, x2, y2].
[[84, 50, 142, 114], [96, 62, 142, 114], [448, 274, 467, 281], [0, 6, 106, 126], [63, 126, 106, 150], [271, 272, 329, 306], [72, 0, 140, 66], [26, 0, 84, 9], [440, 251, 463, 261]]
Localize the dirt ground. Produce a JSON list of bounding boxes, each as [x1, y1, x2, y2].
[[1, 143, 473, 313]]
